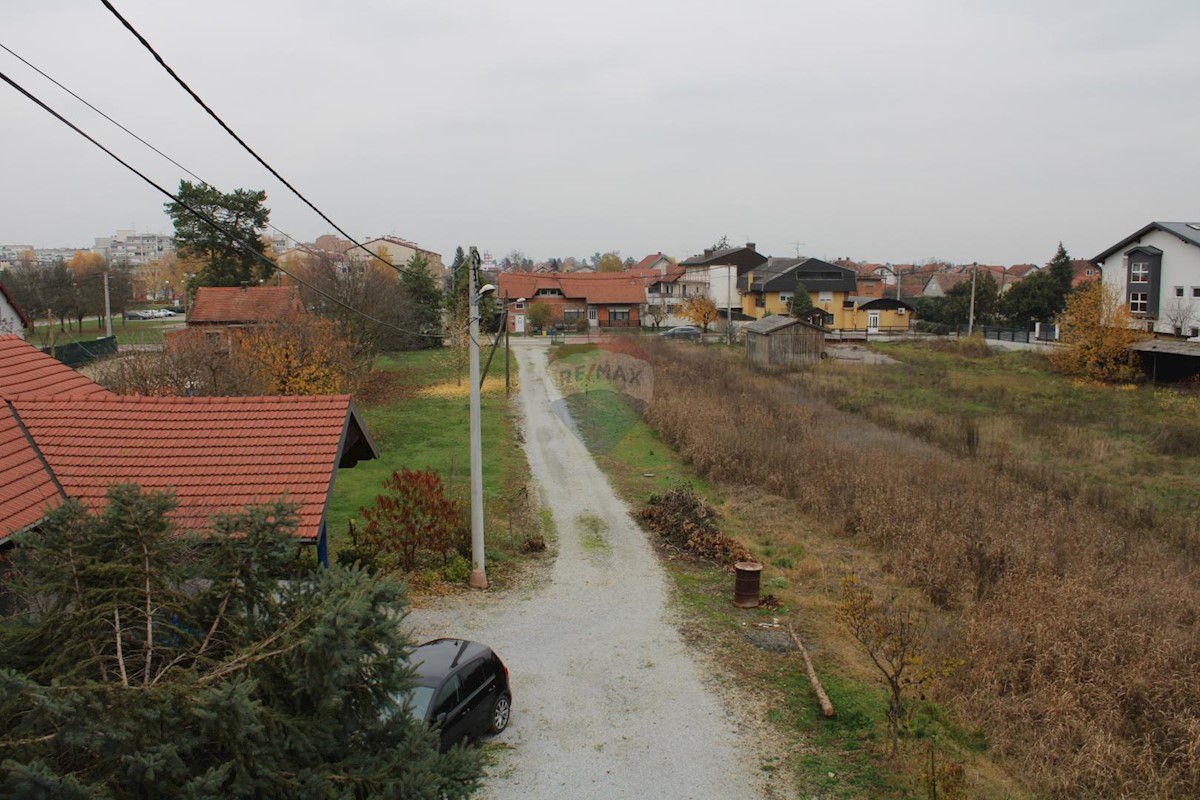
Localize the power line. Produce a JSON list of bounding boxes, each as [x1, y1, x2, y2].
[[97, 0, 426, 280], [0, 68, 443, 340], [0, 40, 387, 275]]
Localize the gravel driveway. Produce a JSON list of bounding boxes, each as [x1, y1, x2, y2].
[[406, 341, 769, 800]]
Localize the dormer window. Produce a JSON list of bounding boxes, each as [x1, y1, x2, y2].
[[535, 287, 562, 297]]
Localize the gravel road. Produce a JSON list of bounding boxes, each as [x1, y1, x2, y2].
[[406, 341, 769, 800]]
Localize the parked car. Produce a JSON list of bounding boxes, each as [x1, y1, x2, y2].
[[660, 325, 702, 341], [403, 638, 511, 752], [125, 310, 154, 320]]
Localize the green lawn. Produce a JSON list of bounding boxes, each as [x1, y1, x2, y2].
[[325, 350, 534, 577], [28, 317, 183, 346]]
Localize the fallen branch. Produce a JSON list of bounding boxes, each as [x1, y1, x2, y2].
[[789, 622, 835, 719]]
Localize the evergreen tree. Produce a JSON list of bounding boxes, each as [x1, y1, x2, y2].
[[400, 253, 444, 349], [1001, 269, 1065, 327], [1047, 242, 1074, 294], [788, 281, 814, 317], [165, 180, 272, 289], [0, 485, 482, 799]]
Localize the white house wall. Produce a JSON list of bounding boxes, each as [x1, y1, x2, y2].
[[1100, 228, 1200, 335]]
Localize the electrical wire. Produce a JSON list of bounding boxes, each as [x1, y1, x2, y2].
[[97, 0, 428, 280], [0, 40, 393, 276], [0, 68, 444, 339]]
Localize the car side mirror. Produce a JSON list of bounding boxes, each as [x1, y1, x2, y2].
[[435, 712, 447, 726]]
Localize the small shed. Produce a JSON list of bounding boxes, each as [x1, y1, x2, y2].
[[745, 314, 826, 369]]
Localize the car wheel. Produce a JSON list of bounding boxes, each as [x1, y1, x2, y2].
[[489, 693, 511, 734]]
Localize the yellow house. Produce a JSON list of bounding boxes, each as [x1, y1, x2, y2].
[[740, 258, 913, 332]]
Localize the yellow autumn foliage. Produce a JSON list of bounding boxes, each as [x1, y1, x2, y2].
[[233, 313, 359, 395], [1050, 281, 1146, 382]]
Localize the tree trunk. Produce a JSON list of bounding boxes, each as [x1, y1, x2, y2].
[[788, 623, 835, 719]]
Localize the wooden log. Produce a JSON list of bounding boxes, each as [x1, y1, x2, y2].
[[789, 623, 835, 719]]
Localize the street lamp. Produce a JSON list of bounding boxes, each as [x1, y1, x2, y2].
[[468, 260, 495, 590]]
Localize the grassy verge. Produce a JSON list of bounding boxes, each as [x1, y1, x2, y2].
[[28, 318, 183, 346], [556, 343, 1019, 799], [326, 349, 540, 586]]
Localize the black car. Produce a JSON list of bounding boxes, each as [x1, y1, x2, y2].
[[660, 325, 702, 341], [405, 638, 511, 751]]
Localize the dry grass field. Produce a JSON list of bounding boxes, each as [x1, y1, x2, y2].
[[640, 339, 1200, 798]]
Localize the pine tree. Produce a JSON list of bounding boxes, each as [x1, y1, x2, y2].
[[400, 253, 444, 349], [1047, 242, 1074, 294], [788, 282, 814, 317], [165, 180, 272, 289], [0, 485, 483, 799]]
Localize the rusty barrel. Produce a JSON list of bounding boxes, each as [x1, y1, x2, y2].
[[733, 561, 763, 608]]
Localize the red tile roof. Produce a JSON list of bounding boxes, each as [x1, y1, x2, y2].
[[626, 264, 687, 285], [0, 335, 114, 400], [188, 286, 304, 325], [497, 272, 647, 305], [1008, 263, 1039, 278], [11, 395, 375, 542], [631, 252, 671, 271], [0, 404, 64, 539]]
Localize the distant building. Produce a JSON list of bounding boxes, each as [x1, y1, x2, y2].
[[348, 236, 445, 275], [94, 230, 175, 266]]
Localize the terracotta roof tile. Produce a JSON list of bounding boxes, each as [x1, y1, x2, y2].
[[187, 286, 304, 325], [0, 335, 115, 400], [0, 405, 64, 539], [11, 395, 363, 541], [497, 272, 646, 305]]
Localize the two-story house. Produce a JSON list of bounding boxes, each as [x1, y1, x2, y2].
[[1093, 222, 1200, 337], [678, 242, 767, 314], [741, 258, 912, 333]]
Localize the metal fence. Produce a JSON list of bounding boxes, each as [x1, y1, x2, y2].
[[42, 336, 117, 367], [957, 325, 1031, 343]]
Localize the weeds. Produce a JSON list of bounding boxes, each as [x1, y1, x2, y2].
[[642, 340, 1200, 798]]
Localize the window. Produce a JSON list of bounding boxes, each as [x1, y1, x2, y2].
[[1193, 287, 1200, 299], [460, 659, 490, 697], [514, 301, 526, 310], [563, 308, 586, 322], [432, 674, 463, 719], [1191, 327, 1199, 338], [818, 291, 833, 303], [1130, 293, 1148, 313], [610, 307, 630, 321], [779, 293, 792, 304], [535, 287, 562, 297], [1175, 286, 1185, 298], [1131, 262, 1150, 283]]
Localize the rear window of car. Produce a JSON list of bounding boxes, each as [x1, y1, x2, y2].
[[460, 658, 491, 695]]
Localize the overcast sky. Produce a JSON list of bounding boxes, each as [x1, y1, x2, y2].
[[2, 0, 1198, 265]]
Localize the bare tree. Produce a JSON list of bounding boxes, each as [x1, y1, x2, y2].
[[645, 302, 668, 329], [1161, 296, 1196, 335]]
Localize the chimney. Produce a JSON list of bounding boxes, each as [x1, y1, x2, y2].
[[746, 242, 756, 251], [239, 281, 248, 292], [704, 248, 713, 258]]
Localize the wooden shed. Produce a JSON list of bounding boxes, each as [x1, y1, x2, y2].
[[744, 314, 826, 369]]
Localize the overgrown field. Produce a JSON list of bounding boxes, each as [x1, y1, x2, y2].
[[29, 317, 183, 346], [810, 340, 1200, 542], [326, 349, 537, 585], [642, 340, 1200, 798]]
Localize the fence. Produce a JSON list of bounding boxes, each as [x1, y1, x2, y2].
[[42, 336, 117, 367], [957, 324, 1031, 343]]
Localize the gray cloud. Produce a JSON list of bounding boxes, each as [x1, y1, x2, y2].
[[2, 0, 1197, 264]]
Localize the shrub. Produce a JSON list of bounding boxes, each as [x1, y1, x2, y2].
[[359, 468, 464, 573], [638, 484, 750, 565]]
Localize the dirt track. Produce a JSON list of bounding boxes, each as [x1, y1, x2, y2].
[[406, 341, 769, 800]]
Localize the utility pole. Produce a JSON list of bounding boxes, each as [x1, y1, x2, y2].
[[103, 271, 113, 338], [967, 261, 978, 337], [468, 247, 488, 590], [726, 267, 733, 346], [504, 303, 511, 396]]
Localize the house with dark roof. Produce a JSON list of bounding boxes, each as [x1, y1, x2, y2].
[[741, 258, 914, 333], [0, 336, 377, 563], [678, 242, 767, 313], [497, 272, 647, 332], [1093, 222, 1200, 337]]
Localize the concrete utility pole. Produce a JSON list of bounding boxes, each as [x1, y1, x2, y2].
[[103, 272, 113, 338], [468, 247, 488, 590], [967, 261, 978, 337]]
